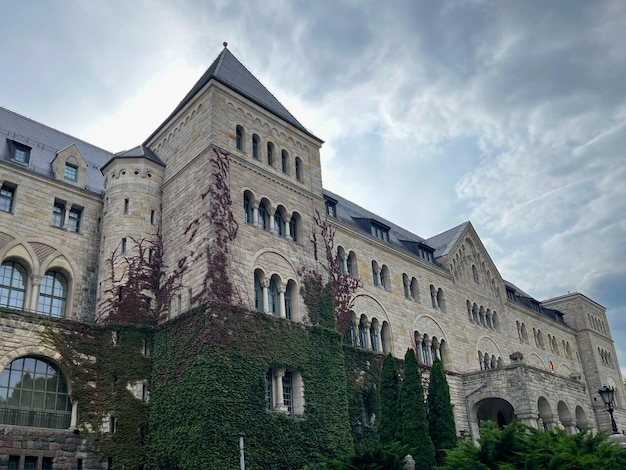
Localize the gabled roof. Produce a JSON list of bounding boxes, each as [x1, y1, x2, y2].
[[0, 106, 114, 193], [426, 221, 470, 258], [146, 45, 322, 144]]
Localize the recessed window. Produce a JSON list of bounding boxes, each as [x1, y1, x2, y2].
[[274, 211, 285, 236], [124, 198, 129, 214], [281, 150, 289, 174], [68, 207, 81, 233], [150, 210, 156, 225], [266, 369, 304, 414], [295, 157, 302, 181], [9, 141, 30, 164], [252, 134, 260, 159], [258, 202, 269, 230], [121, 238, 127, 253], [0, 261, 27, 310], [371, 223, 389, 242], [267, 142, 275, 166], [325, 201, 336, 217], [64, 163, 78, 181], [37, 271, 68, 317], [243, 194, 253, 224], [52, 201, 65, 227], [0, 184, 15, 213], [236, 125, 244, 151]]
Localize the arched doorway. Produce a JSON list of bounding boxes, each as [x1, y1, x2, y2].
[[475, 398, 516, 428]]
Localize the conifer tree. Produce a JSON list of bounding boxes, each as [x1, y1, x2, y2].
[[398, 348, 435, 466], [427, 357, 457, 465], [378, 353, 400, 444]]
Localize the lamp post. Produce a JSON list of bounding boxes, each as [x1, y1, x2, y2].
[[238, 432, 245, 470], [597, 385, 619, 434]]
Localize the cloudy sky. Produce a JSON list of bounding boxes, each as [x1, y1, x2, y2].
[[1, 1, 624, 378]]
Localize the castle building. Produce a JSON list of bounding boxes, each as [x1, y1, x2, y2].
[[1, 45, 624, 468]]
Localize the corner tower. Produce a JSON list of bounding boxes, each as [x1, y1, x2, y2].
[[97, 146, 165, 320]]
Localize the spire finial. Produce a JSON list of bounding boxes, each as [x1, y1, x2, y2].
[[223, 41, 228, 48]]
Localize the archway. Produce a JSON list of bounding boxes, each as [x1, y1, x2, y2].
[[475, 398, 516, 428]]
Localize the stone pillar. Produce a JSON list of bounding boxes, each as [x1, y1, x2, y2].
[[269, 213, 275, 233], [341, 255, 348, 274], [517, 411, 538, 429], [285, 213, 292, 239], [30, 274, 43, 311], [415, 334, 423, 363], [273, 370, 288, 413], [252, 206, 259, 228], [262, 279, 269, 314], [278, 286, 286, 319], [63, 202, 70, 229], [70, 401, 79, 428]]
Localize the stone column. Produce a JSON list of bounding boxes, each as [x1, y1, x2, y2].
[[273, 370, 288, 412], [415, 334, 423, 363], [362, 321, 371, 350], [262, 279, 270, 314], [341, 255, 348, 274], [30, 275, 43, 311], [269, 213, 275, 233], [252, 205, 259, 228], [278, 286, 286, 319], [517, 411, 538, 429], [70, 401, 79, 428], [63, 202, 70, 230], [423, 338, 432, 365]]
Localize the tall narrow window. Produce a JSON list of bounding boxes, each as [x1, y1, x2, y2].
[[244, 195, 253, 224], [52, 202, 65, 227], [37, 271, 68, 317], [121, 238, 127, 253], [68, 207, 81, 233], [252, 134, 260, 159], [236, 126, 243, 150], [254, 274, 263, 310], [282, 371, 293, 412], [268, 278, 278, 316], [289, 217, 297, 242], [124, 198, 129, 214], [267, 142, 275, 166], [0, 261, 27, 310], [274, 211, 285, 236], [258, 203, 269, 230], [295, 157, 302, 181], [281, 150, 288, 174], [150, 210, 155, 225], [285, 283, 293, 320], [0, 184, 15, 213]]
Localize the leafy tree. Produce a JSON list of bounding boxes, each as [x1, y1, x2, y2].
[[397, 349, 435, 466], [377, 353, 400, 444], [444, 420, 626, 470], [427, 357, 456, 465], [316, 442, 406, 470]]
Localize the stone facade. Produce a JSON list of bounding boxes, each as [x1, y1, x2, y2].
[[1, 45, 625, 468]]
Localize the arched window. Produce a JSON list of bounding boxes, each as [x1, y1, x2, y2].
[[430, 285, 437, 308], [337, 247, 346, 274], [274, 211, 285, 236], [410, 277, 418, 301], [437, 288, 446, 312], [403, 274, 410, 298], [37, 271, 68, 318], [236, 126, 244, 151], [254, 273, 263, 310], [347, 252, 357, 277], [472, 265, 479, 283], [0, 261, 27, 310], [0, 357, 72, 429], [289, 213, 300, 242], [281, 150, 289, 174], [380, 265, 390, 291], [285, 282, 293, 320], [359, 316, 369, 349], [268, 278, 279, 316], [472, 304, 479, 323], [381, 321, 391, 354], [252, 134, 260, 159], [258, 202, 269, 230], [295, 157, 302, 181], [243, 194, 253, 224], [267, 142, 275, 166]]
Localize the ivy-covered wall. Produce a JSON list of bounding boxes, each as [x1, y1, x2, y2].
[[149, 305, 355, 469]]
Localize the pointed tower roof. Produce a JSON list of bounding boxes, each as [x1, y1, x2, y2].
[[146, 44, 321, 143]]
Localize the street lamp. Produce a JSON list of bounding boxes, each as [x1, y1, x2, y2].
[[598, 385, 619, 434]]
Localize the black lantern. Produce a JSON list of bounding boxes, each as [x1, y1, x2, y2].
[[598, 385, 619, 434]]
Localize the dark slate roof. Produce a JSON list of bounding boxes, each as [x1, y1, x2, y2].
[[323, 188, 442, 267], [504, 280, 566, 325], [146, 46, 322, 144], [0, 106, 114, 193], [425, 222, 469, 258], [111, 145, 165, 167]]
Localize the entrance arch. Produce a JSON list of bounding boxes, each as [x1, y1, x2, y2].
[[475, 398, 516, 428]]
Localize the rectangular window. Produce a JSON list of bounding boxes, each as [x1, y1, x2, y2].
[[52, 201, 65, 227], [150, 209, 155, 225], [0, 184, 15, 213], [10, 141, 30, 164], [64, 163, 78, 181], [109, 415, 116, 433], [121, 238, 127, 253], [283, 371, 293, 413], [325, 202, 336, 217], [124, 198, 129, 214], [42, 457, 53, 470], [68, 207, 81, 233], [24, 456, 38, 470], [8, 456, 20, 470]]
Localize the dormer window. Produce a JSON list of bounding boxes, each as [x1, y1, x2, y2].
[[9, 141, 30, 164], [326, 201, 336, 217], [371, 222, 389, 242], [64, 163, 78, 181]]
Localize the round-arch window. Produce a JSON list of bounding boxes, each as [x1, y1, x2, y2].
[[37, 272, 68, 318], [0, 356, 71, 428], [0, 261, 27, 309]]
